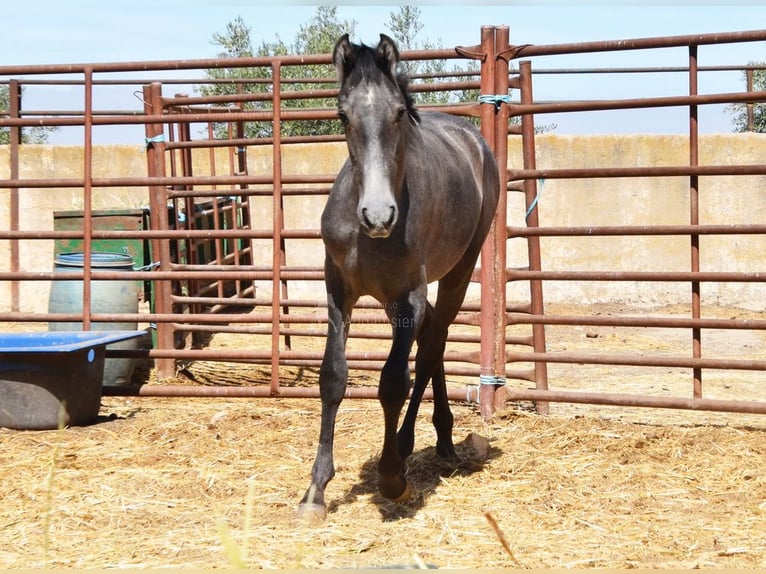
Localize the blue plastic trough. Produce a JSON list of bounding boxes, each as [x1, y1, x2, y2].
[[0, 331, 145, 430]]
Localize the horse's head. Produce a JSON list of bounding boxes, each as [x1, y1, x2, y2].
[[333, 33, 420, 239]]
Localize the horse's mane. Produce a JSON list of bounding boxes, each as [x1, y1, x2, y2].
[[345, 41, 420, 123]]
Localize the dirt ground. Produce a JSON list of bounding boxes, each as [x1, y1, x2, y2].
[[1, 303, 765, 568]]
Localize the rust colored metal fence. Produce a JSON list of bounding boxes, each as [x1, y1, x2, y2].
[[2, 26, 766, 418], [499, 29, 766, 417]]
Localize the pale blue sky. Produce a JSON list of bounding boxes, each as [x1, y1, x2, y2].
[[2, 3, 766, 141], [3, 4, 764, 65]]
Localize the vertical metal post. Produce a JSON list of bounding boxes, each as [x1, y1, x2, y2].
[[81, 68, 94, 331], [234, 115, 251, 298], [177, 110, 199, 327], [491, 26, 511, 414], [143, 82, 175, 379], [271, 61, 284, 396], [519, 60, 550, 415], [8, 80, 21, 313], [478, 26, 499, 419], [689, 46, 702, 397], [233, 81, 254, 288]]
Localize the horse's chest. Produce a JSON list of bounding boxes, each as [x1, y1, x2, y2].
[[327, 234, 417, 294]]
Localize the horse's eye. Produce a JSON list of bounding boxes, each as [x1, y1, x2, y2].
[[395, 108, 407, 123], [338, 110, 349, 126]]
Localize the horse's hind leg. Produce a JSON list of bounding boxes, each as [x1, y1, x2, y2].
[[409, 257, 480, 460], [397, 300, 457, 461], [396, 302, 434, 460], [430, 360, 456, 459]]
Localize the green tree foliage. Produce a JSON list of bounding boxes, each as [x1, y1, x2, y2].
[[199, 7, 491, 139], [199, 8, 354, 139], [727, 63, 766, 132], [0, 84, 58, 144], [386, 6, 479, 108], [199, 7, 554, 138]]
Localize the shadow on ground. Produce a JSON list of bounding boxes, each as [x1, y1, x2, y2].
[[328, 432, 502, 521]]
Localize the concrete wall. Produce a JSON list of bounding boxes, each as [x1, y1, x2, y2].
[[2, 133, 765, 313], [510, 134, 766, 308]]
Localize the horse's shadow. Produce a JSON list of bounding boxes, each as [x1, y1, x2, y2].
[[328, 433, 502, 521]]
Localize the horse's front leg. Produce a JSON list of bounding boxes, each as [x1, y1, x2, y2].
[[298, 264, 356, 522], [377, 291, 425, 502]]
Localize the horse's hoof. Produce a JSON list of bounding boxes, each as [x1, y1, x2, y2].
[[296, 502, 327, 526], [436, 441, 457, 460], [391, 479, 413, 503]]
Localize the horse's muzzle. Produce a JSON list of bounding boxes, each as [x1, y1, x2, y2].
[[360, 206, 397, 238]]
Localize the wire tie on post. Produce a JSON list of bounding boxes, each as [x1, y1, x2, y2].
[[144, 133, 166, 149], [479, 374, 506, 386], [478, 94, 511, 110], [134, 261, 161, 272], [526, 179, 544, 220]]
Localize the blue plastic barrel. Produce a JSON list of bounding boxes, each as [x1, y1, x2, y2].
[[47, 252, 140, 386]]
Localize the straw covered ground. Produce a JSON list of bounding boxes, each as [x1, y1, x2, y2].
[[1, 304, 765, 569]]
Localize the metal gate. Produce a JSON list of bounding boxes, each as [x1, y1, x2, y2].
[[2, 27, 766, 417]]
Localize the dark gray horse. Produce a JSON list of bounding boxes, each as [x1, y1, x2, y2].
[[298, 33, 500, 521]]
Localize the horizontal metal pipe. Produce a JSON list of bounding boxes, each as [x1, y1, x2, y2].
[[1, 312, 295, 324], [166, 134, 344, 149], [5, 63, 763, 88], [9, 267, 766, 284], [507, 269, 766, 282], [0, 98, 476, 129], [2, 165, 763, 191], [0, 270, 325, 281], [0, 229, 321, 240], [509, 89, 766, 116], [166, 188, 330, 199], [339, 362, 483, 377], [503, 388, 766, 415], [177, 323, 508, 346], [508, 163, 766, 181], [4, 307, 482, 326], [508, 312, 766, 331], [16, 308, 763, 333], [0, 109, 335, 128], [508, 223, 766, 237], [506, 350, 766, 371], [0, 46, 457, 76], [107, 347, 480, 364], [103, 384, 481, 403], [163, 79, 480, 107], [102, 383, 766, 415], [170, 295, 258, 307], [510, 28, 766, 58], [531, 64, 766, 75], [0, 173, 334, 189]]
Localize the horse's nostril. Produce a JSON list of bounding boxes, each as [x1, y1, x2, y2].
[[386, 206, 396, 227], [361, 207, 373, 228]]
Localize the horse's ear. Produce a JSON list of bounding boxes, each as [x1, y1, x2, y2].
[[376, 34, 400, 79], [333, 33, 354, 85]]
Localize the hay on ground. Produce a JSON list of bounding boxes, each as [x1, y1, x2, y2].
[[1, 303, 765, 568], [0, 396, 764, 569]]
